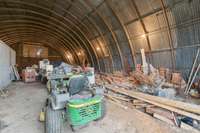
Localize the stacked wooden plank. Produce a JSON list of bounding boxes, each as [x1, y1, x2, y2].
[[104, 85, 200, 132], [10, 65, 20, 80], [106, 86, 200, 119]]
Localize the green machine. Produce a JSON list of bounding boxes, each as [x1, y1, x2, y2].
[[45, 72, 106, 133], [46, 72, 74, 93]]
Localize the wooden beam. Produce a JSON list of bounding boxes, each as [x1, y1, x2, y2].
[[106, 86, 200, 121]]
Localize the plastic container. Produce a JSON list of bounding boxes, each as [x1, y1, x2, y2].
[[67, 96, 102, 126]]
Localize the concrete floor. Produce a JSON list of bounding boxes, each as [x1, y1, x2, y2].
[[0, 82, 191, 133], [0, 82, 46, 133]]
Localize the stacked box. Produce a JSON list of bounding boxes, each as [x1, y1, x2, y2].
[[22, 68, 36, 83]]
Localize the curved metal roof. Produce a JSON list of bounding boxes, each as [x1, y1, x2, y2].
[[0, 0, 199, 73]]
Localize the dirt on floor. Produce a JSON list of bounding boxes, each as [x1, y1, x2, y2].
[[0, 82, 192, 133]]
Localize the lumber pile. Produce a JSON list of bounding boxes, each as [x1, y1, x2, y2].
[[96, 48, 200, 131], [131, 71, 155, 86], [96, 72, 138, 89], [96, 65, 187, 96], [104, 85, 200, 131], [96, 48, 200, 99], [98, 69, 199, 131]]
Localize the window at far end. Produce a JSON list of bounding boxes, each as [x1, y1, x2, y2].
[[23, 44, 48, 58]]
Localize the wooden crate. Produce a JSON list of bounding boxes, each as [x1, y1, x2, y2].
[[22, 68, 36, 83]]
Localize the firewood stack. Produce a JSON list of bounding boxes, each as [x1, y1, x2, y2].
[[96, 65, 187, 95]]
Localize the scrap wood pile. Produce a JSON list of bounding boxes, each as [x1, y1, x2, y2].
[[95, 64, 200, 132], [95, 48, 200, 131], [96, 64, 187, 96], [95, 71, 137, 89]]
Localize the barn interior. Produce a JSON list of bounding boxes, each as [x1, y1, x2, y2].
[[0, 0, 200, 133]]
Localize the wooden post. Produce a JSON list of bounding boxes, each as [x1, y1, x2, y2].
[[186, 63, 200, 94], [185, 49, 199, 94]]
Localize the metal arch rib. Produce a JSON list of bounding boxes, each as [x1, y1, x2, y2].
[[0, 3, 97, 68]]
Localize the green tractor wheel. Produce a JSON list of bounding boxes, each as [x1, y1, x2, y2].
[[45, 105, 63, 133]]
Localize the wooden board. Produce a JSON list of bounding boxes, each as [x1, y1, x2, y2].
[[153, 113, 174, 125], [146, 107, 174, 120], [106, 86, 200, 115], [106, 86, 200, 121]]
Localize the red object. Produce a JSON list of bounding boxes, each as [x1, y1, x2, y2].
[[22, 69, 36, 83], [136, 64, 142, 71]]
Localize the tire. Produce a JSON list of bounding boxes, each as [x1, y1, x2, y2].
[[45, 106, 63, 133]]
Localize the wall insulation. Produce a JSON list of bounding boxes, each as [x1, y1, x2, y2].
[[0, 40, 16, 89]]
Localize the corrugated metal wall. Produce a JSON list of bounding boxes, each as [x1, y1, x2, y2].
[[71, 0, 200, 75], [0, 0, 199, 77], [167, 0, 200, 78], [88, 0, 200, 77]]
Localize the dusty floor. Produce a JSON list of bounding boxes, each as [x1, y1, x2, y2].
[[0, 82, 192, 133]]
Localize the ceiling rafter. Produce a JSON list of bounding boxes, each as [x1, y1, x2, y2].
[[60, 0, 114, 71], [0, 19, 85, 64], [84, 0, 125, 71], [159, 0, 176, 70], [130, 0, 154, 64], [0, 1, 98, 68], [0, 27, 82, 64], [105, 0, 137, 67], [0, 29, 76, 64]]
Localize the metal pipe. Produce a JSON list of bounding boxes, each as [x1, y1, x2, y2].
[[185, 48, 200, 94], [186, 63, 200, 95]]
